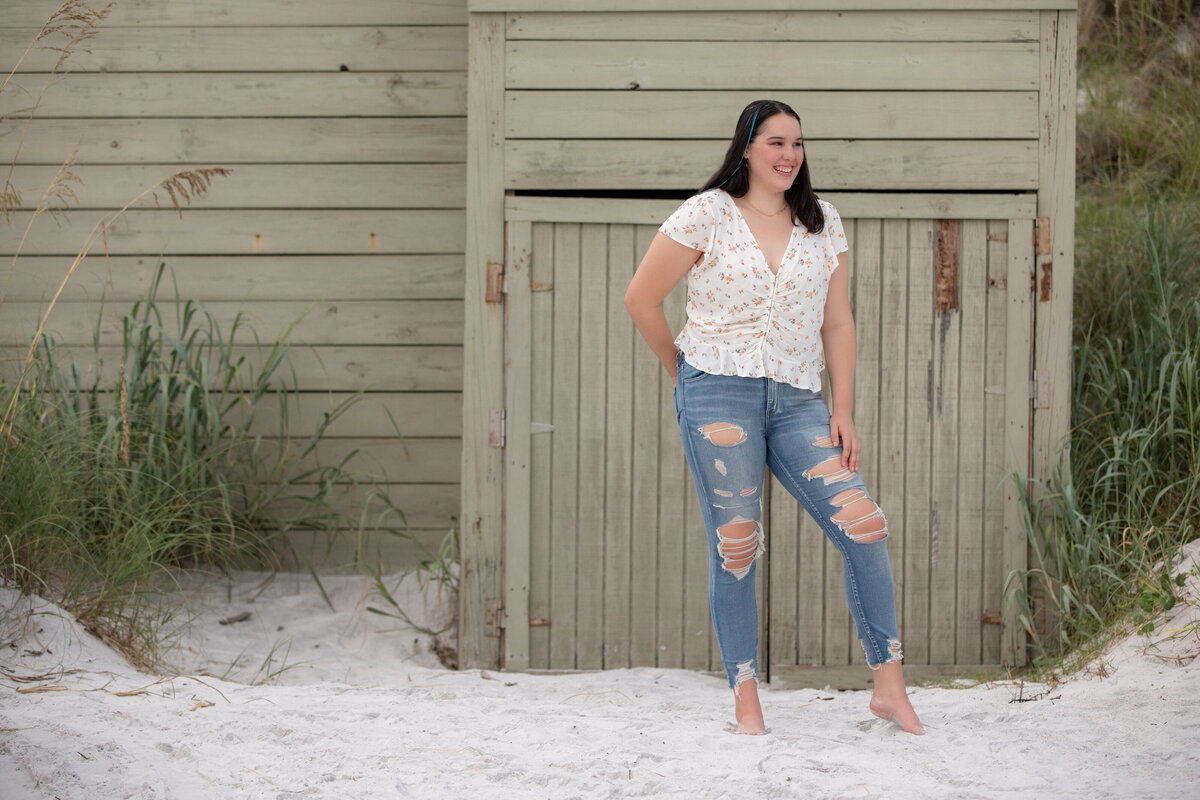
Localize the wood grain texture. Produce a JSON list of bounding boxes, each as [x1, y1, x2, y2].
[[656, 278, 688, 668], [507, 41, 1038, 91], [527, 221, 555, 668], [505, 140, 1039, 192], [508, 10, 1039, 41], [2, 0, 467, 26], [0, 73, 467, 118], [506, 90, 1038, 140], [473, 0, 1076, 10], [7, 164, 466, 209], [4, 210, 465, 256], [1004, 218, 1033, 667], [6, 118, 466, 165], [5, 26, 466, 72], [981, 220, 1009, 664]]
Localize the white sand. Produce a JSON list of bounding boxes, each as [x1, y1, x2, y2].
[[3, 543, 1198, 800]]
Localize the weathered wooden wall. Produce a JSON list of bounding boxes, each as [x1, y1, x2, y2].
[[0, 0, 469, 567], [462, 0, 1075, 681]]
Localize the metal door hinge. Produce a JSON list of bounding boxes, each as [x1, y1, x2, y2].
[[486, 597, 503, 635], [489, 408, 505, 447], [485, 261, 505, 303], [530, 422, 555, 434]]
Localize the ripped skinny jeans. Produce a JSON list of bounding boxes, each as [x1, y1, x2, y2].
[[674, 354, 903, 690]]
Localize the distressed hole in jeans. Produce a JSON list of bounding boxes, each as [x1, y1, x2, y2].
[[714, 488, 734, 498], [739, 487, 758, 497], [812, 435, 838, 448], [869, 638, 904, 669], [830, 491, 888, 543], [802, 455, 855, 485], [733, 660, 756, 698], [700, 422, 748, 447], [716, 516, 763, 580], [714, 458, 728, 476]]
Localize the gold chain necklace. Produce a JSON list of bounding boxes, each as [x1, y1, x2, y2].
[[740, 197, 788, 217]]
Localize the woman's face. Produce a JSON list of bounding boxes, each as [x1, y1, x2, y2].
[[744, 112, 804, 193]]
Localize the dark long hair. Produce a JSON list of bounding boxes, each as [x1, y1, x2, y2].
[[698, 99, 824, 234]]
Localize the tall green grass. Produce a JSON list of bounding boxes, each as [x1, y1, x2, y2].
[[1008, 1, 1200, 660], [0, 266, 364, 666]]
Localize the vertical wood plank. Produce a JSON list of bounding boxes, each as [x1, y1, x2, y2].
[[1032, 9, 1077, 649], [528, 221, 555, 668], [503, 221, 533, 671], [902, 219, 935, 666], [981, 219, 1009, 664], [460, 12, 505, 670], [850, 217, 884, 664], [684, 454, 711, 671], [657, 280, 689, 668], [767, 475, 799, 670], [929, 220, 962, 665], [549, 223, 581, 669], [604, 224, 635, 668], [576, 223, 609, 670], [631, 224, 662, 667], [1004, 217, 1033, 666], [955, 219, 989, 665], [877, 219, 910, 657]]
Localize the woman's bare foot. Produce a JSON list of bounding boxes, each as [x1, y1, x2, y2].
[[733, 679, 766, 734], [869, 662, 924, 735]]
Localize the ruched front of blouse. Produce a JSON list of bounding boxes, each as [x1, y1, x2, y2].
[[659, 189, 848, 391]]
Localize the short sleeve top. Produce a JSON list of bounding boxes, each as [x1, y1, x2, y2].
[[658, 188, 848, 391]]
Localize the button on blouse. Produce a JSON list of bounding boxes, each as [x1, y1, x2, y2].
[[659, 188, 849, 391]]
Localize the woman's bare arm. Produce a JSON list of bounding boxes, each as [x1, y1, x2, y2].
[[820, 251, 860, 471], [624, 232, 702, 384]]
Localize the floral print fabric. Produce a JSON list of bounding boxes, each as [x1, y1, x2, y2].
[[659, 188, 848, 391]]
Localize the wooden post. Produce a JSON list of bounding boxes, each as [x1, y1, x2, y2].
[[460, 12, 506, 670], [1031, 8, 1077, 650]]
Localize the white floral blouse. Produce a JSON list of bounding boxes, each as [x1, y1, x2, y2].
[[659, 188, 848, 391]]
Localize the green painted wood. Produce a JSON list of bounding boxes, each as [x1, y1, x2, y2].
[[0, 300, 463, 347], [506, 41, 1038, 90], [0, 73, 467, 118], [528, 221, 555, 668], [505, 140, 1039, 192], [7, 165, 466, 210], [982, 220, 1010, 664], [6, 256, 464, 302], [506, 89, 1038, 140], [549, 223, 582, 669], [629, 224, 662, 668], [603, 224, 636, 669], [929, 221, 963, 665], [507, 10, 1039, 41], [2, 0, 467, 26], [503, 220, 533, 671], [575, 223, 609, 670], [10, 118, 466, 165], [6, 26, 466, 72], [459, 12, 507, 670], [956, 220, 990, 665], [4, 210, 465, 256]]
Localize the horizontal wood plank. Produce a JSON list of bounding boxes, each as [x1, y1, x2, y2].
[[505, 193, 1038, 223], [508, 10, 1039, 41], [768, 663, 1010, 691], [2, 118, 466, 165], [5, 26, 466, 72], [278, 529, 458, 574], [1, 300, 464, 346], [475, 1, 1075, 10], [506, 41, 1038, 90], [4, 209, 465, 256], [1, 345, 464, 392], [0, 73, 466, 118], [267, 484, 459, 533], [2, 0, 467, 26], [6, 255, 464, 302], [7, 164, 466, 209], [505, 140, 1038, 191], [506, 90, 1038, 140], [257, 436, 461, 484]]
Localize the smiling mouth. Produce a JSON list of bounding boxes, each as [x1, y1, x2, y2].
[[774, 166, 794, 174]]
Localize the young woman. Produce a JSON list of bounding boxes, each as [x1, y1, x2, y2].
[[624, 100, 923, 736]]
